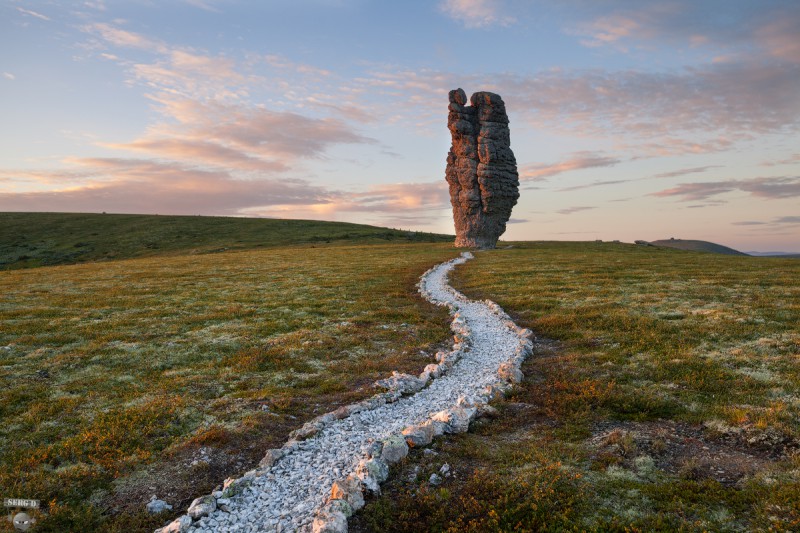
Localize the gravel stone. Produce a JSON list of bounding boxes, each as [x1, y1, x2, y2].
[[171, 252, 531, 533]]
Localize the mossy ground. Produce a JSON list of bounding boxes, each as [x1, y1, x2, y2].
[[353, 241, 800, 532], [0, 212, 451, 270], [4, 229, 798, 531], [0, 241, 457, 531]]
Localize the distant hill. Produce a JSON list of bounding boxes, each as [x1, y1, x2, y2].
[[0, 212, 453, 270], [747, 251, 800, 258], [648, 238, 748, 256]]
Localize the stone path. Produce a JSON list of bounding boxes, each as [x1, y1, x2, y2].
[[159, 252, 532, 533]]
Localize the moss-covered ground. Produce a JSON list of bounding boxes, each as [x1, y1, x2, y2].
[[0, 212, 451, 270], [1, 239, 457, 531], [353, 241, 800, 532]]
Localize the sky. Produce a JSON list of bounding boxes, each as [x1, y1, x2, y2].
[[1, 0, 799, 252]]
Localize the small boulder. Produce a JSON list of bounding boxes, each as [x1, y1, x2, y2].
[[187, 494, 216, 520], [146, 497, 172, 514], [497, 361, 523, 383], [424, 363, 442, 378], [356, 456, 390, 494], [402, 422, 436, 447], [289, 422, 320, 440], [381, 435, 409, 463], [431, 407, 476, 434], [330, 475, 365, 512], [375, 372, 427, 394], [312, 500, 351, 533], [258, 448, 285, 468], [154, 515, 192, 533]]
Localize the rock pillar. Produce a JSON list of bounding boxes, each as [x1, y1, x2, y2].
[[445, 88, 519, 249]]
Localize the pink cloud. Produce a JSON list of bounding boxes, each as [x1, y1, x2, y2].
[[88, 23, 167, 53], [651, 176, 800, 201], [439, 0, 515, 29], [0, 159, 335, 215], [761, 153, 800, 167], [652, 166, 722, 178], [248, 181, 451, 226], [756, 17, 800, 64], [520, 152, 620, 181], [557, 206, 596, 215], [100, 139, 290, 172]]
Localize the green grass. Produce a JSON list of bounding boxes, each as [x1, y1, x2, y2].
[[648, 238, 748, 256], [5, 218, 799, 531], [0, 240, 458, 530], [0, 212, 452, 270], [354, 241, 800, 532]]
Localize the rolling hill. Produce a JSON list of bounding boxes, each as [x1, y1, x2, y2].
[[648, 238, 748, 256], [0, 212, 453, 270]]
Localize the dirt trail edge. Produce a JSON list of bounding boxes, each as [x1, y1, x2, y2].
[[158, 251, 533, 533]]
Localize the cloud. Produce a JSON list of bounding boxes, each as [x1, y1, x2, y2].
[[762, 153, 800, 166], [571, 1, 800, 65], [352, 57, 799, 158], [348, 182, 450, 212], [0, 159, 336, 215], [501, 62, 800, 142], [519, 152, 620, 180], [557, 179, 629, 192], [507, 218, 529, 224], [733, 215, 800, 226], [557, 206, 596, 215], [100, 138, 290, 172], [439, 0, 515, 29], [575, 12, 647, 49], [652, 176, 800, 201], [756, 15, 800, 64], [653, 166, 722, 178], [1, 155, 451, 227], [193, 104, 376, 158], [265, 54, 332, 78], [88, 23, 168, 53], [17, 7, 51, 21], [2, 72, 14, 80], [82, 24, 378, 170], [241, 181, 451, 226]]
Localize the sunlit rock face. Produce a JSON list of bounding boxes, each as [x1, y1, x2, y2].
[[445, 88, 519, 249]]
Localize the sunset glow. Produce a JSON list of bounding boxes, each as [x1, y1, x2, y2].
[[1, 0, 799, 251]]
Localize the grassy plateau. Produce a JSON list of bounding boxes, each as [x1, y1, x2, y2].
[[2, 216, 798, 532], [1, 214, 456, 531], [352, 241, 800, 532]]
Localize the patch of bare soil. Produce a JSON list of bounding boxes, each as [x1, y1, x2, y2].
[[105, 413, 300, 521], [589, 419, 799, 486]]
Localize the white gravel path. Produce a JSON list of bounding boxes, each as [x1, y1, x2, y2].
[[167, 252, 532, 533]]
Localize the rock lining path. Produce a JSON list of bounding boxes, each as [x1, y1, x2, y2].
[[160, 252, 533, 533]]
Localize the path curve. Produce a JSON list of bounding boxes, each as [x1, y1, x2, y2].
[[160, 252, 533, 533]]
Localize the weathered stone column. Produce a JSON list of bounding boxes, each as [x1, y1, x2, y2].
[[445, 88, 519, 249]]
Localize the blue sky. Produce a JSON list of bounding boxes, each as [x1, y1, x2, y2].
[[1, 0, 799, 251]]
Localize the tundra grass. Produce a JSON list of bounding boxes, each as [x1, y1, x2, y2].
[[0, 212, 452, 270], [0, 242, 457, 531], [354, 241, 800, 532]]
